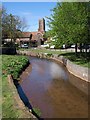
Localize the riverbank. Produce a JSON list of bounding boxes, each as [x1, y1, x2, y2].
[[2, 55, 36, 118], [18, 48, 90, 68], [3, 75, 35, 118], [17, 50, 90, 95]]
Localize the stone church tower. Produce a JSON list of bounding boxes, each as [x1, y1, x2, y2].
[[16, 18, 46, 47], [38, 18, 45, 33]]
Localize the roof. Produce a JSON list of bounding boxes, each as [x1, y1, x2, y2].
[[22, 31, 43, 41], [22, 32, 31, 38], [31, 32, 38, 40], [16, 31, 44, 42]]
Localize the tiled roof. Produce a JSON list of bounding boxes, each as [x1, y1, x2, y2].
[[16, 31, 44, 42], [31, 32, 38, 40], [22, 31, 43, 41], [22, 32, 31, 38]]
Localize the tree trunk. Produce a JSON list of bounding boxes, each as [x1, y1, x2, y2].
[[75, 43, 77, 55], [85, 43, 87, 58], [85, 43, 87, 53], [80, 43, 82, 53]]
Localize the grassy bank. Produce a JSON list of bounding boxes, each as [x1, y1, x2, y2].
[[2, 55, 30, 118], [20, 48, 67, 54], [2, 75, 22, 118], [60, 52, 90, 68], [2, 55, 29, 80]]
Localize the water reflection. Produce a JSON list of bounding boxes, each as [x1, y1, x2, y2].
[[14, 79, 43, 119], [49, 62, 68, 80], [20, 57, 88, 118]]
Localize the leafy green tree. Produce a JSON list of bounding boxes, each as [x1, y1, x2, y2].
[[48, 2, 89, 54]]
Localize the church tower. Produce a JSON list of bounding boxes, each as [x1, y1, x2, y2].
[[38, 18, 45, 33]]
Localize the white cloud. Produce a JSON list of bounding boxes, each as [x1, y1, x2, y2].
[[20, 12, 32, 16], [20, 11, 41, 20]]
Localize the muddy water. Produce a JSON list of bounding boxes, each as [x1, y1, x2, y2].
[[20, 57, 88, 118]]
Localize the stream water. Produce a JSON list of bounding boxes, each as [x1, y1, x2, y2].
[[20, 56, 88, 118]]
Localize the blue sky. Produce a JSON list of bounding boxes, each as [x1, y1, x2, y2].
[[3, 2, 57, 32]]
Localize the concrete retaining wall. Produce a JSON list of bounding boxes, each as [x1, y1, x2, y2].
[[67, 59, 88, 81], [52, 54, 89, 81], [52, 55, 89, 95], [66, 59, 89, 95]]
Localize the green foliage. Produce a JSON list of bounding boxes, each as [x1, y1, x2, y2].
[[33, 107, 41, 116], [47, 2, 89, 47], [59, 52, 90, 68], [2, 55, 29, 79], [45, 46, 50, 49], [47, 53, 53, 57]]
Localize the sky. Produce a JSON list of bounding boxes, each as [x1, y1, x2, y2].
[[3, 2, 57, 32]]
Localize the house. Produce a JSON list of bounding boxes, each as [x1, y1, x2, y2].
[[16, 18, 46, 47]]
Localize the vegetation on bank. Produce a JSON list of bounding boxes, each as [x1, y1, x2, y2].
[[2, 75, 22, 118], [2, 55, 29, 80], [20, 48, 67, 54], [2, 55, 30, 118], [19, 48, 90, 68], [59, 52, 90, 68]]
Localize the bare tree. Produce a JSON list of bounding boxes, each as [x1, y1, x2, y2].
[[2, 7, 28, 44]]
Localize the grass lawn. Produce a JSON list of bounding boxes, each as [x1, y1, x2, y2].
[[20, 48, 67, 54], [2, 55, 30, 118], [2, 75, 22, 118]]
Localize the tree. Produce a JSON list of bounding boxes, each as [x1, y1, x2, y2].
[[2, 7, 28, 45], [47, 2, 90, 54]]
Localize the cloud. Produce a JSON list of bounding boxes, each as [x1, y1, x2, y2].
[[20, 11, 41, 19], [20, 11, 32, 16], [50, 62, 68, 80]]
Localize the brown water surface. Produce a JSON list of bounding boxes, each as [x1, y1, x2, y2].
[[20, 57, 88, 118]]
